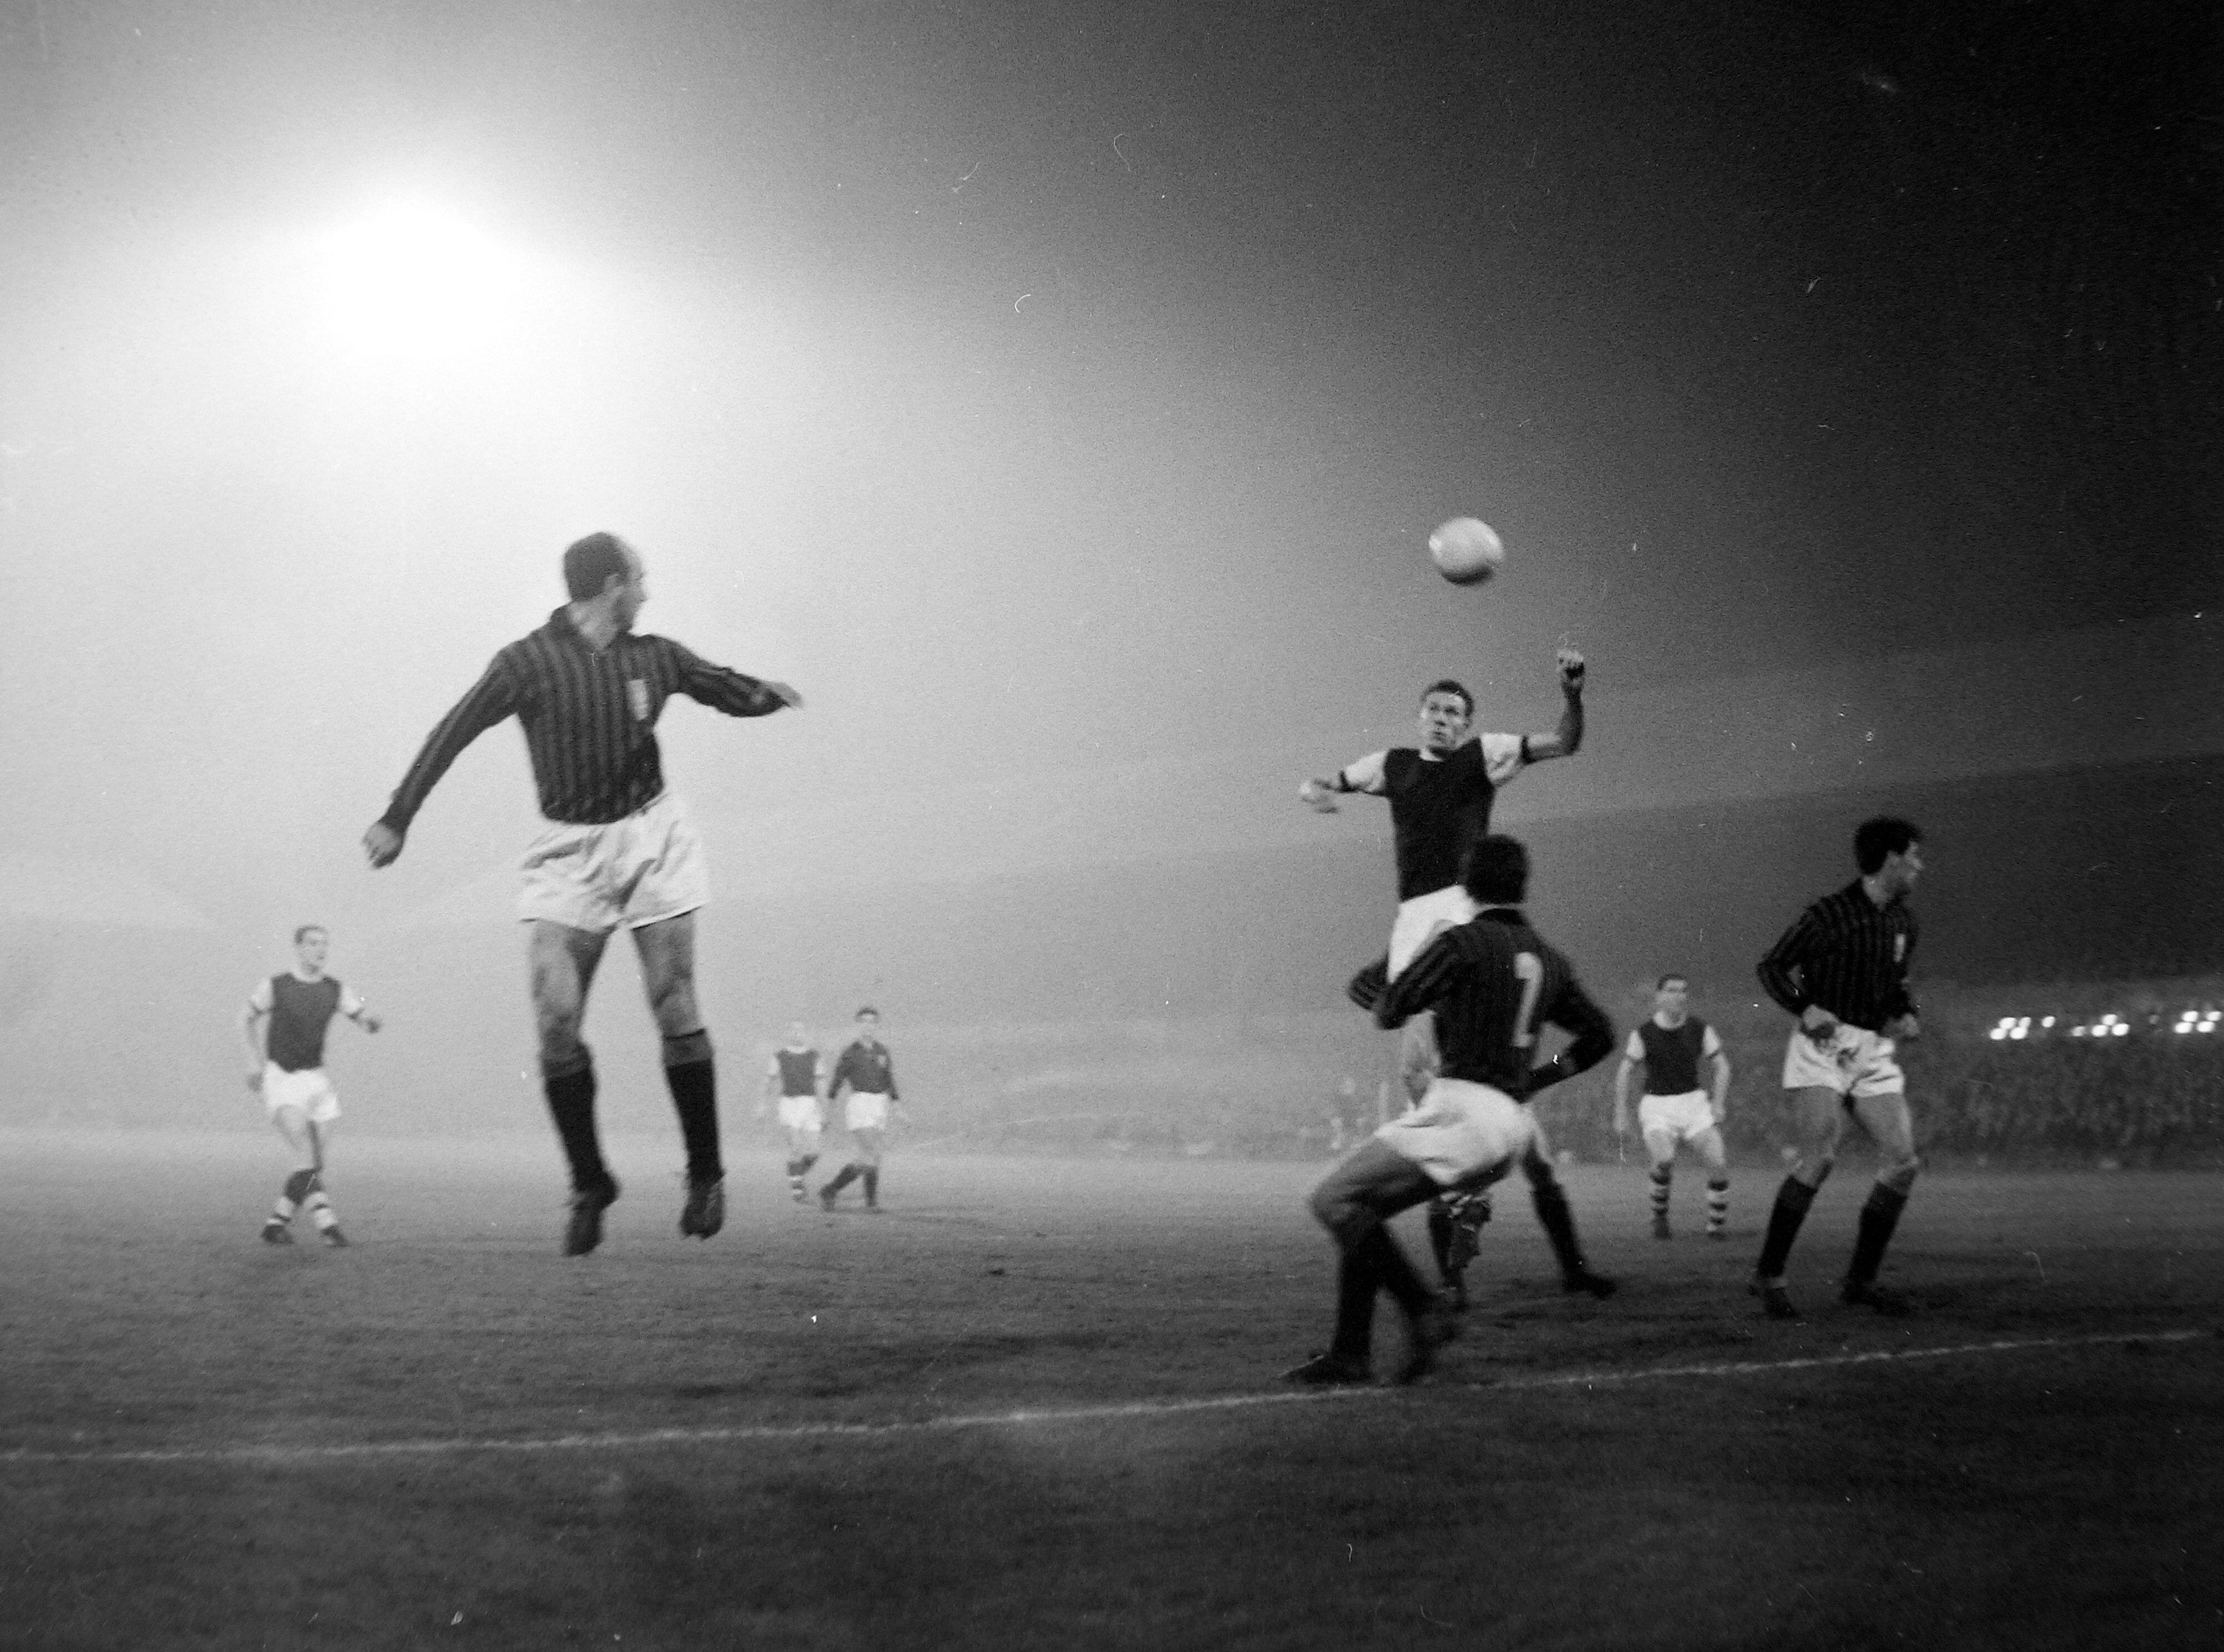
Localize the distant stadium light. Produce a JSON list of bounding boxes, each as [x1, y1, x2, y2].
[[310, 198, 532, 360]]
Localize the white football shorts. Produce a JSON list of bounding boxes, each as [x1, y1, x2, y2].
[[1388, 885, 1480, 980], [1372, 1077, 1533, 1188], [1638, 1089, 1719, 1144], [1781, 1023, 1904, 1099], [777, 1095, 822, 1133], [262, 1064, 341, 1124], [517, 791, 709, 934], [844, 1092, 891, 1131]]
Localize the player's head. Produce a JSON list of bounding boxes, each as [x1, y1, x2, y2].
[[855, 1006, 880, 1030], [1462, 834, 1529, 906], [292, 924, 328, 968], [785, 1020, 808, 1046], [563, 532, 647, 629], [1416, 680, 1473, 752], [1655, 974, 1690, 1017], [1854, 816, 1924, 893]]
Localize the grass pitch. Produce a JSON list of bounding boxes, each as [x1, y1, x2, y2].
[[3, 1130, 2218, 1650]]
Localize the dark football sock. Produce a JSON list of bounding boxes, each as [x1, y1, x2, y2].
[[1330, 1244, 1379, 1362], [1426, 1203, 1455, 1279], [542, 1062, 611, 1193], [1846, 1183, 1909, 1286], [822, 1164, 860, 1196], [1755, 1176, 1819, 1279], [863, 1168, 879, 1204], [1530, 1179, 1591, 1281], [661, 1040, 721, 1182]]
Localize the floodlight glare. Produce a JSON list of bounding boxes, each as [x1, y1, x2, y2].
[[310, 198, 530, 359]]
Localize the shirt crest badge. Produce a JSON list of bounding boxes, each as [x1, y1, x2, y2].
[[626, 678, 650, 722]]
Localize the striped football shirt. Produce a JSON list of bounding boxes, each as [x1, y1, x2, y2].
[[1354, 908, 1616, 1098], [1755, 879, 1919, 1033], [378, 607, 790, 831]]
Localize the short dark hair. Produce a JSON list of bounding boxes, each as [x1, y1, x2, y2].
[[293, 924, 327, 945], [562, 532, 633, 602], [1419, 679, 1473, 719], [1462, 834, 1530, 905], [1657, 973, 1688, 992], [1853, 816, 1922, 875], [856, 1006, 880, 1020]]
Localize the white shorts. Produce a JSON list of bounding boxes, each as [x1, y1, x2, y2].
[[1639, 1090, 1719, 1144], [1388, 886, 1480, 979], [777, 1096, 822, 1132], [263, 1064, 340, 1125], [845, 1092, 890, 1131], [1372, 1077, 1533, 1188], [517, 792, 709, 934], [1781, 1024, 1904, 1099]]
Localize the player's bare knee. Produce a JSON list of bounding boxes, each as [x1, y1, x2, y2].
[[1881, 1155, 1920, 1194], [661, 1028, 712, 1067]]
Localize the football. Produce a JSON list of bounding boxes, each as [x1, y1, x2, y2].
[[1427, 517, 1504, 585]]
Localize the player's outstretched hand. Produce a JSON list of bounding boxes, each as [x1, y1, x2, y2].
[[1800, 1004, 1840, 1047], [1883, 1013, 1921, 1042], [1298, 778, 1340, 814], [767, 680, 805, 710], [1556, 648, 1586, 691], [360, 1014, 383, 1035], [245, 1070, 262, 1093], [362, 821, 404, 868]]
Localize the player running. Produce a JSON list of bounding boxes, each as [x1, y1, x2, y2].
[[1298, 649, 1589, 1303], [1287, 836, 1618, 1387], [240, 924, 380, 1247], [1750, 817, 1927, 1319], [1612, 974, 1732, 1240], [362, 532, 801, 1255], [764, 1022, 826, 1203], [819, 1007, 901, 1212]]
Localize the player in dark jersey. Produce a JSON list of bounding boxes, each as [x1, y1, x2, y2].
[[362, 532, 801, 1256], [820, 1007, 901, 1211], [1750, 817, 1927, 1320], [239, 924, 381, 1246], [762, 1022, 825, 1203], [1298, 650, 1589, 1303], [1612, 975, 1732, 1239], [1287, 837, 1618, 1386]]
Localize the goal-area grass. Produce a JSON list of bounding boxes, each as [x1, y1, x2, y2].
[[2, 1129, 2217, 1651]]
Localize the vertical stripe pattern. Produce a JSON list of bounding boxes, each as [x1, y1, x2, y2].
[[1755, 880, 1919, 1032], [381, 608, 788, 831]]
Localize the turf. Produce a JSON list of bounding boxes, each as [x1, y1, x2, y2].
[[2, 1130, 2218, 1650]]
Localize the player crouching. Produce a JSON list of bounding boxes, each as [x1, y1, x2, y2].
[[1286, 837, 1618, 1386]]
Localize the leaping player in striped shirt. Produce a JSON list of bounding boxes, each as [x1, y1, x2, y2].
[[1611, 974, 1733, 1240], [362, 532, 802, 1256], [1299, 649, 1588, 1306], [240, 924, 380, 1247], [764, 1022, 826, 1203]]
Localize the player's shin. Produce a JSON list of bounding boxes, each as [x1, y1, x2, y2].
[[1846, 1181, 1909, 1287], [661, 1032, 721, 1183], [542, 1054, 614, 1194], [1754, 1175, 1822, 1280]]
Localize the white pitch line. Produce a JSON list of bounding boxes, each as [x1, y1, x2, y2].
[[1, 1328, 2204, 1469]]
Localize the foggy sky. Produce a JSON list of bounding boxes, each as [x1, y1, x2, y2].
[[2, 0, 2216, 960]]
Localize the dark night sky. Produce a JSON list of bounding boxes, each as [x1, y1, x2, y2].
[[0, 2, 2216, 1065]]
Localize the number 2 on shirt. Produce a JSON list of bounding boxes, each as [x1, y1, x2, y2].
[[1512, 952, 1545, 1050]]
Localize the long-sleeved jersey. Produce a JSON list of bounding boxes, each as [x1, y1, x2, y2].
[[1756, 879, 1919, 1033], [379, 607, 788, 831], [1354, 907, 1615, 1098]]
